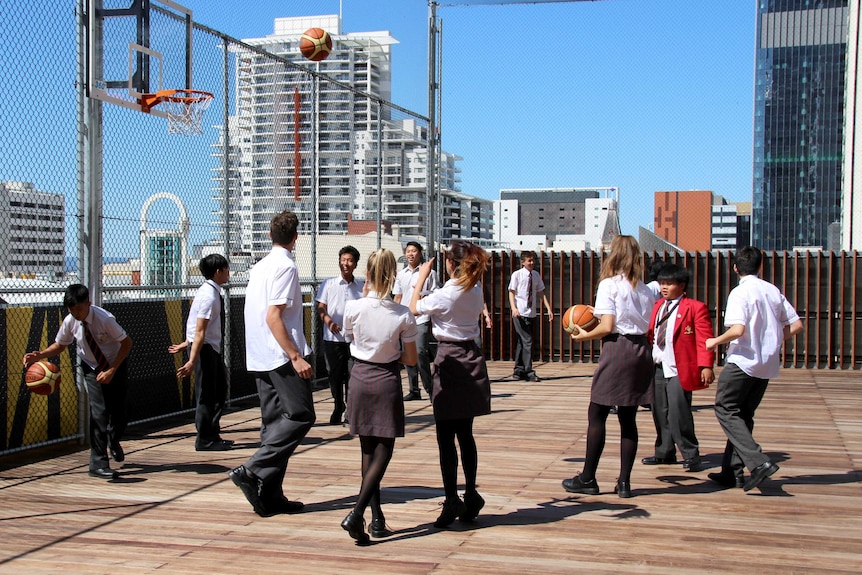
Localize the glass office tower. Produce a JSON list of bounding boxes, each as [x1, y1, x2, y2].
[[752, 1, 849, 250]]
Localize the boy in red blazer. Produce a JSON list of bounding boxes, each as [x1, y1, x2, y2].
[[643, 264, 714, 472]]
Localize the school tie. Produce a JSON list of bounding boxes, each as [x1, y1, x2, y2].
[[83, 321, 111, 372], [656, 301, 670, 351], [527, 271, 533, 311], [220, 294, 226, 348]]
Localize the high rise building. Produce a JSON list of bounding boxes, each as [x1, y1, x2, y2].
[[213, 14, 491, 259], [842, 1, 862, 249], [753, 1, 850, 250], [0, 181, 65, 279], [654, 190, 745, 251]]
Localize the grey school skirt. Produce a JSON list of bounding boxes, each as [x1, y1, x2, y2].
[[347, 359, 405, 438], [590, 333, 655, 407], [432, 340, 492, 421]]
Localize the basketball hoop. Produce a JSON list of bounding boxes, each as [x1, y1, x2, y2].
[[139, 89, 214, 135]]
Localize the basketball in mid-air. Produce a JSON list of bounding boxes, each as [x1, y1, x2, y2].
[[562, 304, 599, 335], [25, 360, 61, 395], [300, 28, 333, 62]]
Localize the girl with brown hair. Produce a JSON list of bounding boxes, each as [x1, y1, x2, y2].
[[410, 240, 492, 527], [562, 235, 656, 498]]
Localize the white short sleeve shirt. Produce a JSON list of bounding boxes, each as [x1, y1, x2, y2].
[[724, 275, 800, 379], [393, 265, 439, 325], [508, 267, 545, 318], [186, 279, 223, 352], [316, 275, 364, 343], [56, 305, 128, 370], [244, 246, 311, 372], [593, 274, 655, 335], [415, 279, 483, 342], [344, 292, 418, 364]]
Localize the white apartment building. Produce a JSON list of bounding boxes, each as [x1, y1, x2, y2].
[[493, 187, 620, 252], [212, 14, 492, 259], [0, 181, 65, 279]]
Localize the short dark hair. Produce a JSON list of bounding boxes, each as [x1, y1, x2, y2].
[[339, 245, 360, 264], [405, 241, 423, 253], [271, 210, 299, 246], [199, 253, 229, 280], [735, 246, 763, 276], [63, 284, 89, 308], [647, 259, 667, 283], [520, 250, 537, 262], [656, 263, 690, 290]]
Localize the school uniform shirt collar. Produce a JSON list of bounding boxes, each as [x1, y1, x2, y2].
[[271, 245, 294, 260]]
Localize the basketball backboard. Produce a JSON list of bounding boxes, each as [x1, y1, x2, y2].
[[86, 0, 195, 119]]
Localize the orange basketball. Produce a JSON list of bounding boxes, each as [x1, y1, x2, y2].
[[26, 360, 61, 395], [562, 304, 598, 335], [299, 27, 333, 62]]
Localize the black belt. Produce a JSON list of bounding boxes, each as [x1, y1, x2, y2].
[[437, 340, 476, 348], [603, 333, 648, 343], [353, 357, 399, 368]]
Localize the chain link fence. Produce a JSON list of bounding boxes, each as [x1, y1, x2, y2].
[[0, 1, 429, 454]]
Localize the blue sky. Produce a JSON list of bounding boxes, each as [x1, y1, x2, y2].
[[0, 0, 756, 254], [178, 0, 757, 236]]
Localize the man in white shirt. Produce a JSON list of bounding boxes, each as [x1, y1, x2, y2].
[[393, 241, 439, 400], [706, 246, 803, 492], [23, 284, 133, 480], [508, 251, 553, 382], [168, 253, 233, 451], [230, 210, 315, 517], [316, 245, 364, 425]]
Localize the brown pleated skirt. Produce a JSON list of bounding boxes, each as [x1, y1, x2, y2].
[[432, 340, 492, 421], [347, 359, 405, 438], [590, 333, 655, 407]]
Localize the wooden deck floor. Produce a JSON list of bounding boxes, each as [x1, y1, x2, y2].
[[1, 362, 861, 574]]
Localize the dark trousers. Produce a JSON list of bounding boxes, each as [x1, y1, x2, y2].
[[405, 321, 433, 395], [323, 340, 352, 414], [651, 367, 698, 460], [246, 361, 316, 501], [512, 315, 536, 377], [714, 362, 771, 472], [82, 361, 128, 471], [193, 343, 227, 447]]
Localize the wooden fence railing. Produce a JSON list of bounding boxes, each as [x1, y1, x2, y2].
[[477, 250, 860, 370]]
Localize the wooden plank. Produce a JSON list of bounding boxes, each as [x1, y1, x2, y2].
[[1, 362, 861, 574]]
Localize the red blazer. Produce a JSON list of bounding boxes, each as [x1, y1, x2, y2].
[[647, 296, 715, 391]]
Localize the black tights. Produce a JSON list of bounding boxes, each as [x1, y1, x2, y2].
[[353, 435, 395, 521], [581, 402, 639, 483], [436, 417, 478, 499]]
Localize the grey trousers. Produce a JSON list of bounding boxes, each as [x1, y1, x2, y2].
[[246, 361, 316, 499], [405, 321, 433, 395], [713, 362, 771, 472], [651, 367, 698, 461]]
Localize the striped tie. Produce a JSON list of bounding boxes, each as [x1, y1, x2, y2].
[[656, 301, 669, 350], [83, 321, 111, 372]]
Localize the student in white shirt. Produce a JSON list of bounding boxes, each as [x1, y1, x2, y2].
[[706, 246, 803, 492], [167, 253, 233, 451], [393, 241, 439, 401], [316, 245, 364, 425], [23, 284, 133, 480], [562, 236, 656, 499], [229, 210, 315, 517], [340, 248, 417, 545], [410, 240, 492, 528], [508, 250, 553, 381]]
